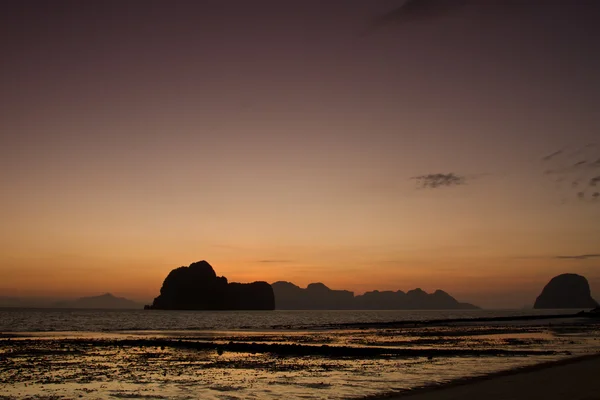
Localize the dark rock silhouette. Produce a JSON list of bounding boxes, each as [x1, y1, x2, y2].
[[355, 290, 406, 309], [272, 282, 478, 310], [356, 287, 477, 310], [226, 282, 275, 310], [534, 273, 598, 309], [271, 282, 354, 309], [54, 293, 141, 309], [147, 261, 274, 310]]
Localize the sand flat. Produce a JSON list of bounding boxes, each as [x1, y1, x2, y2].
[[385, 354, 600, 400]]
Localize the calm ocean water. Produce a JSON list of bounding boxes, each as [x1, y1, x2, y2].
[[0, 308, 580, 332]]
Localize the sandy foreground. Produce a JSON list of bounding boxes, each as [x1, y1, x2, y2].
[[379, 353, 600, 400]]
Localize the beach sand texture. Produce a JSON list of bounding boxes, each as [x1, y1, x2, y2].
[[385, 354, 600, 400]]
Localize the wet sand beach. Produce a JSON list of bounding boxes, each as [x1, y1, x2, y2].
[[1, 310, 598, 399], [375, 353, 600, 400]]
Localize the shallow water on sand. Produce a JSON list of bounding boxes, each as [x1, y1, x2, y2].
[[1, 310, 599, 399]]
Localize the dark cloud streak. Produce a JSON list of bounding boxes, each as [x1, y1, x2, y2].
[[370, 0, 471, 31], [412, 173, 466, 189], [554, 254, 600, 260], [542, 150, 563, 161], [257, 260, 293, 263]]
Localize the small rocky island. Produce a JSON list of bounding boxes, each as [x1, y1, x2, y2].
[[146, 260, 275, 310], [534, 273, 598, 309]]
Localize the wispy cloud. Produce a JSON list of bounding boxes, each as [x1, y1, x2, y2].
[[411, 173, 466, 189], [554, 254, 600, 260], [544, 164, 600, 176], [540, 144, 600, 204]]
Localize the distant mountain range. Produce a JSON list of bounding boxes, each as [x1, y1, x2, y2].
[[0, 296, 53, 308], [4, 273, 599, 311], [271, 282, 479, 310], [0, 293, 143, 309], [54, 293, 143, 309], [2, 284, 477, 310]]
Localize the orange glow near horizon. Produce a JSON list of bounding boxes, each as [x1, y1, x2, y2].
[[2, 244, 599, 308], [2, 1, 600, 310]]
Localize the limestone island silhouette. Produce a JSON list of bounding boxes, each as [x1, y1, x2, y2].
[[534, 273, 598, 309], [145, 261, 275, 310], [145, 260, 479, 310]]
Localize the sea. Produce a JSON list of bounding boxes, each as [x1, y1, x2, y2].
[[1, 308, 599, 399]]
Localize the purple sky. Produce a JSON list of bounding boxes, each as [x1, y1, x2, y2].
[[1, 1, 600, 307]]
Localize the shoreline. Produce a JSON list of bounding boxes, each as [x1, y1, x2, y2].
[[325, 311, 595, 330], [362, 352, 600, 399]]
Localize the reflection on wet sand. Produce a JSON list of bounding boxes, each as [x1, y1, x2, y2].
[[1, 317, 599, 399]]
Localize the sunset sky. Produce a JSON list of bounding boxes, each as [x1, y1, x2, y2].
[[1, 0, 599, 308]]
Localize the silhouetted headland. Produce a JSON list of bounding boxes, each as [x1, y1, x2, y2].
[[146, 261, 275, 310], [271, 281, 479, 310], [534, 273, 598, 309]]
